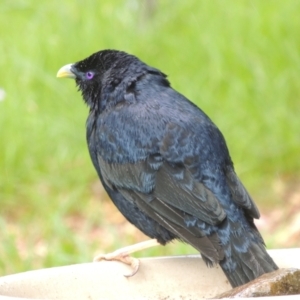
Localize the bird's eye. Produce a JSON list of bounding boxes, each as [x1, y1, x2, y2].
[[86, 71, 94, 80]]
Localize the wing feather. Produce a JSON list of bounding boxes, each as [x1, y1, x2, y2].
[[119, 188, 224, 262], [98, 154, 226, 225]]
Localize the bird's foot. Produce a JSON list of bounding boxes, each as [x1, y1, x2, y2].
[[93, 239, 160, 277], [93, 250, 140, 277]]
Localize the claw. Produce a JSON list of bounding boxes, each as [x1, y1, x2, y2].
[[123, 256, 140, 277]]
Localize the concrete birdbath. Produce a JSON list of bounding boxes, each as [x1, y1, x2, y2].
[[0, 248, 299, 300]]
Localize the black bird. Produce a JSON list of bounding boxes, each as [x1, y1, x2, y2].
[[57, 50, 278, 287]]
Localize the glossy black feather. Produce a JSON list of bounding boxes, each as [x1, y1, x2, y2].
[[68, 49, 278, 287]]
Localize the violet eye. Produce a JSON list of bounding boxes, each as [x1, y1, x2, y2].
[[86, 71, 94, 80]]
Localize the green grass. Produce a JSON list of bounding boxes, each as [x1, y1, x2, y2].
[[0, 0, 299, 276]]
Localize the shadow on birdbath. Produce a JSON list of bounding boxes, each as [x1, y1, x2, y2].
[[0, 249, 299, 300]]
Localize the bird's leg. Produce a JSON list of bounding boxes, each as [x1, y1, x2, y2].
[[93, 239, 160, 277]]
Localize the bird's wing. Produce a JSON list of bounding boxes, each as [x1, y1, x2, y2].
[[98, 154, 225, 262], [95, 120, 254, 263], [97, 134, 229, 258], [97, 154, 226, 226], [120, 187, 225, 262]]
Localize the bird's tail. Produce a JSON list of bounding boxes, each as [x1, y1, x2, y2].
[[218, 220, 278, 288]]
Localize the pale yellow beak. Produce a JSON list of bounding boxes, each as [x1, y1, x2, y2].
[[56, 64, 75, 78]]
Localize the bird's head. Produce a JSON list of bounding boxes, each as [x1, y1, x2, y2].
[[57, 50, 143, 109]]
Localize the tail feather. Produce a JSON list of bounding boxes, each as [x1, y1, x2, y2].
[[220, 239, 278, 287]]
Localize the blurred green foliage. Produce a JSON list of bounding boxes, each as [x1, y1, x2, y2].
[[0, 0, 299, 276]]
